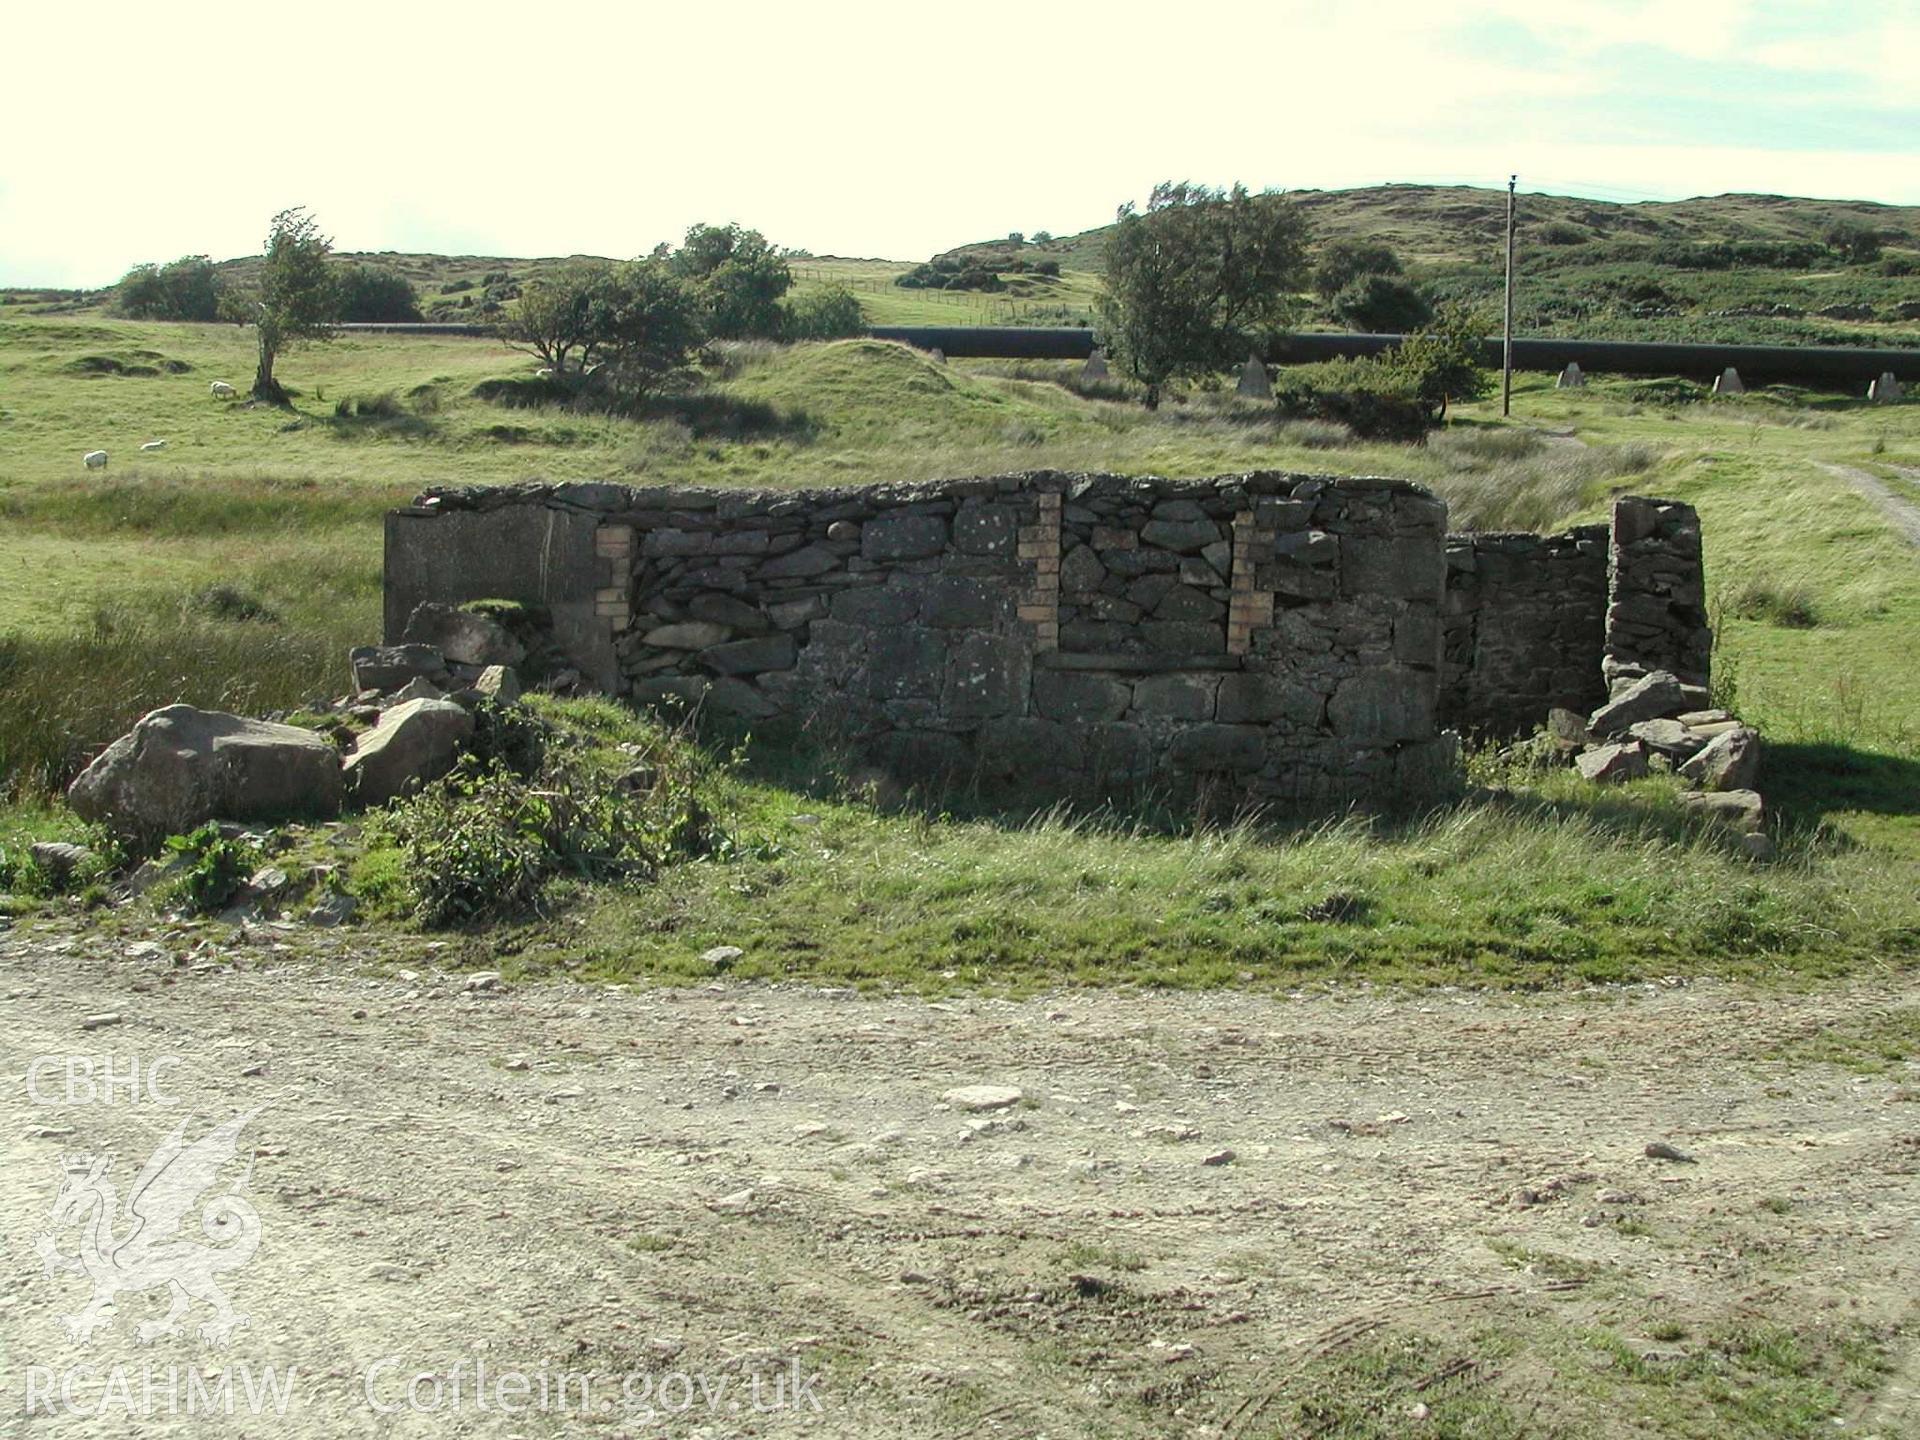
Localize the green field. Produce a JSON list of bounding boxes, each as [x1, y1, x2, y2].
[[2, 309, 1917, 987]]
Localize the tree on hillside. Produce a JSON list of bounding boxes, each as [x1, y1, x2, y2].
[[1331, 273, 1433, 334], [114, 255, 224, 321], [667, 223, 792, 339], [1379, 303, 1491, 423], [1096, 182, 1311, 408], [1311, 239, 1404, 299], [224, 208, 337, 402], [1823, 220, 1882, 264], [502, 261, 703, 397], [332, 263, 422, 323], [781, 285, 866, 340]]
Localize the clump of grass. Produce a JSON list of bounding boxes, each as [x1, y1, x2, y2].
[[181, 583, 280, 624], [334, 390, 404, 420], [1431, 434, 1662, 533], [1729, 578, 1820, 628]]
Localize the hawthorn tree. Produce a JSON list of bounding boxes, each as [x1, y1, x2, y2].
[[667, 223, 792, 339], [1096, 182, 1311, 408], [502, 261, 703, 397], [223, 208, 338, 402]]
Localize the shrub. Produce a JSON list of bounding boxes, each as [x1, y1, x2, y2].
[[374, 719, 726, 926], [1377, 304, 1492, 419], [333, 390, 404, 419], [159, 823, 260, 914], [1272, 359, 1431, 441], [1330, 274, 1434, 333], [1824, 221, 1883, 264], [113, 255, 223, 321], [667, 223, 792, 340], [1881, 253, 1917, 277], [1034, 259, 1061, 277], [782, 285, 866, 340], [1536, 221, 1591, 246]]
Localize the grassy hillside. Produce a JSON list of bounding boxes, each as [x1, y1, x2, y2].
[[939, 185, 1920, 344], [2, 313, 1917, 986], [8, 184, 1916, 343]]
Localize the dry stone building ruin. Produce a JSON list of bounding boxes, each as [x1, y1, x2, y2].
[[385, 473, 1707, 801]]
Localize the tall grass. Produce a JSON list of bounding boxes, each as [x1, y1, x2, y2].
[[0, 601, 354, 797]]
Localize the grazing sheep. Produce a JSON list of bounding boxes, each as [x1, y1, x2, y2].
[[84, 450, 108, 469], [535, 368, 554, 379], [140, 439, 166, 452], [210, 380, 237, 399]]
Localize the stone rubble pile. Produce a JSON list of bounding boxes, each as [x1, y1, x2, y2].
[[1549, 667, 1770, 859], [67, 602, 540, 840]]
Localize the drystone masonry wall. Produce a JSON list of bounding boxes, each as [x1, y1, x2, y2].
[[384, 475, 1708, 800], [1438, 526, 1609, 734], [1605, 496, 1712, 693], [388, 472, 1456, 802]]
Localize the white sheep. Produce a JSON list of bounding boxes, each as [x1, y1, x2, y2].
[[84, 450, 108, 469], [535, 368, 554, 379], [140, 440, 166, 452], [210, 380, 237, 399]]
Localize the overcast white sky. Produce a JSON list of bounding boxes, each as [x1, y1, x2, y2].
[[2, 0, 1915, 287]]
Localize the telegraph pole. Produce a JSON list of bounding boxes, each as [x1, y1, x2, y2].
[[1502, 174, 1516, 417]]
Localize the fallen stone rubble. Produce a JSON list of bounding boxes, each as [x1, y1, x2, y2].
[[67, 602, 545, 840], [1541, 666, 1771, 859]]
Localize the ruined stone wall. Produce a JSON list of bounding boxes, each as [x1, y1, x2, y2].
[[384, 477, 1706, 795], [1605, 496, 1712, 695], [1438, 526, 1609, 734], [387, 472, 1455, 802]]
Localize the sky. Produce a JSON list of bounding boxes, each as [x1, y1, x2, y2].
[[2, 0, 1916, 288]]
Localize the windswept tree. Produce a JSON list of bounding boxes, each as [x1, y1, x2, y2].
[[667, 223, 792, 339], [502, 261, 704, 397], [225, 208, 337, 401], [1096, 182, 1311, 408]]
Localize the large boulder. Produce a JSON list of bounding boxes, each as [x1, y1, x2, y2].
[[350, 643, 450, 695], [1575, 740, 1650, 784], [1678, 725, 1761, 792], [403, 602, 526, 668], [342, 698, 475, 805], [1588, 670, 1685, 738], [68, 706, 343, 839]]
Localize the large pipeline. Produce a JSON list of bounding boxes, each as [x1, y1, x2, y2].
[[868, 327, 1918, 385], [335, 322, 1917, 385]]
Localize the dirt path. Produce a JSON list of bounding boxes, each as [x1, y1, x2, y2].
[[2, 923, 1917, 1436], [1816, 461, 1920, 550]]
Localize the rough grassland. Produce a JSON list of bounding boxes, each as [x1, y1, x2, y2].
[[2, 314, 1918, 988]]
